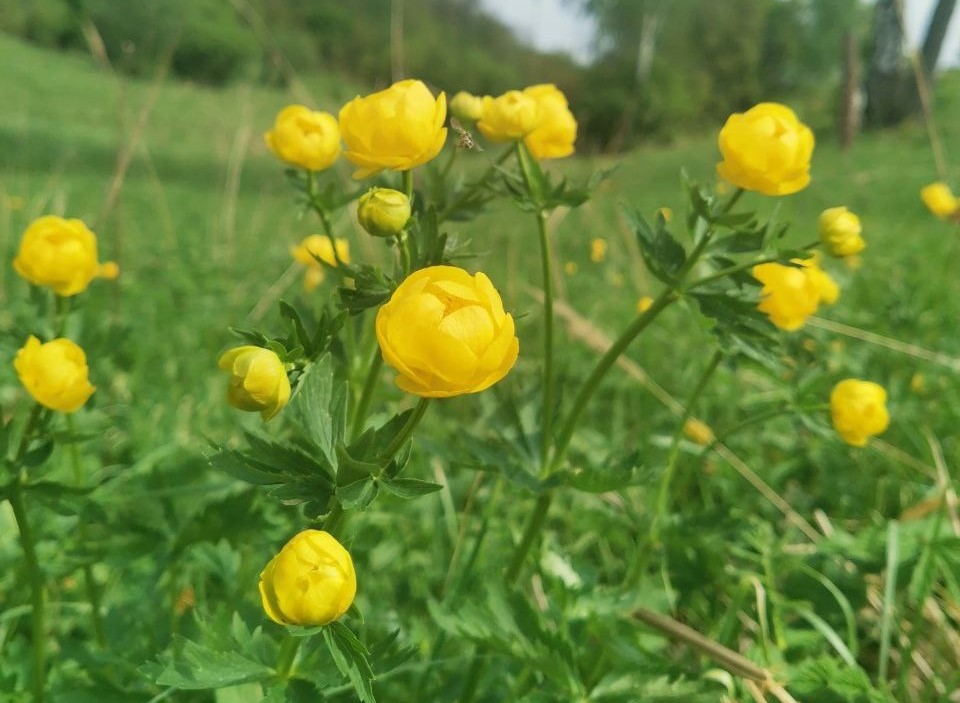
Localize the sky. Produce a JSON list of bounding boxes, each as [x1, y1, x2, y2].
[[479, 0, 960, 68]]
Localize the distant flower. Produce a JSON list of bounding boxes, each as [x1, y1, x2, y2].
[[636, 296, 654, 313], [920, 182, 960, 220], [522, 84, 576, 160], [339, 80, 447, 179], [477, 90, 540, 143], [564, 261, 578, 276], [683, 418, 715, 446], [449, 91, 484, 123], [717, 103, 814, 196], [259, 530, 356, 626], [264, 105, 341, 171], [14, 216, 118, 296], [376, 265, 519, 397], [291, 235, 350, 291], [590, 237, 607, 263], [218, 346, 290, 421], [819, 206, 865, 257], [830, 379, 889, 447], [15, 336, 95, 413], [752, 256, 838, 331], [357, 188, 411, 238]]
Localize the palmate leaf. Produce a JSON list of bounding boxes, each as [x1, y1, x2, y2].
[[323, 621, 376, 703], [294, 354, 347, 473], [337, 264, 396, 315], [625, 207, 686, 284]]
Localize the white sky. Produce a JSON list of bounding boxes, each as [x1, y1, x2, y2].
[[480, 0, 960, 68]]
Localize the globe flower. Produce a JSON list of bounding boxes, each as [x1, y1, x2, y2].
[[819, 207, 865, 257], [264, 105, 341, 171], [717, 103, 814, 196], [290, 235, 350, 291], [13, 216, 118, 297], [357, 188, 411, 238], [14, 336, 95, 413], [683, 418, 715, 446], [376, 265, 519, 397], [259, 530, 356, 626], [800, 255, 839, 305], [339, 79, 447, 179], [590, 238, 607, 263], [449, 91, 484, 123], [477, 90, 540, 143], [522, 84, 576, 160], [752, 261, 821, 331], [218, 346, 290, 421], [920, 182, 960, 220], [830, 379, 889, 447]]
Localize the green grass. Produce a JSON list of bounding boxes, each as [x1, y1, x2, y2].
[[2, 30, 960, 702]]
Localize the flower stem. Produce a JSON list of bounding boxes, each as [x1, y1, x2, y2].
[[350, 349, 384, 441], [534, 210, 554, 470], [275, 634, 302, 681], [53, 294, 71, 338], [9, 481, 47, 703], [381, 397, 431, 462], [504, 491, 553, 583], [402, 169, 414, 200]]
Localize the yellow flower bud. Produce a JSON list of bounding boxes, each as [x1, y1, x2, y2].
[[717, 103, 814, 196], [264, 105, 341, 172], [590, 238, 607, 263], [818, 206, 865, 257], [357, 188, 411, 238], [290, 235, 350, 291], [218, 346, 291, 421], [752, 262, 820, 331], [477, 90, 540, 143], [14, 336, 95, 413], [920, 182, 960, 220], [376, 265, 519, 397], [339, 80, 448, 179], [259, 530, 356, 626], [522, 84, 576, 160], [683, 418, 715, 446], [13, 216, 118, 297], [636, 296, 654, 314], [449, 91, 484, 123], [830, 379, 889, 447]]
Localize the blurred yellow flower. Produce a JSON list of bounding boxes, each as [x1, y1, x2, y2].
[[339, 79, 447, 179], [291, 235, 350, 291], [752, 262, 820, 331], [522, 84, 576, 160], [717, 103, 814, 196], [376, 265, 519, 397], [564, 261, 578, 276], [636, 296, 654, 313], [259, 530, 356, 626], [830, 379, 889, 447], [657, 206, 673, 223], [218, 346, 290, 421], [800, 255, 839, 305], [357, 187, 411, 238], [920, 182, 960, 220], [818, 206, 864, 257], [683, 418, 715, 446], [910, 372, 925, 394], [14, 336, 95, 413], [449, 91, 484, 123], [264, 105, 341, 171], [14, 216, 118, 297], [477, 90, 540, 143], [590, 237, 607, 263]]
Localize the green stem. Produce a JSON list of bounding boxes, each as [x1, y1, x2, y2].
[[53, 295, 71, 338], [458, 649, 486, 703], [653, 349, 724, 535], [381, 397, 430, 462], [722, 187, 745, 214], [350, 350, 384, 441], [395, 232, 412, 276], [440, 144, 459, 181], [402, 169, 414, 200], [13, 404, 45, 467], [437, 147, 512, 222], [550, 288, 679, 470], [504, 492, 553, 583], [275, 634, 302, 681], [65, 415, 107, 648], [534, 211, 554, 469], [9, 481, 47, 703]]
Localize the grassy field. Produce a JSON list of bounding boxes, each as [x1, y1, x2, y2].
[[2, 30, 960, 702]]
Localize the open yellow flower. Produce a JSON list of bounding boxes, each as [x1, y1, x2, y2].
[[376, 265, 519, 397], [717, 103, 814, 196], [920, 182, 960, 220], [14, 336, 95, 413], [339, 79, 447, 179], [264, 105, 341, 171], [830, 379, 889, 447], [752, 256, 838, 331], [522, 84, 576, 160], [477, 90, 540, 143], [819, 207, 865, 257], [218, 346, 290, 421], [290, 235, 350, 291], [259, 530, 356, 626], [14, 216, 118, 297]]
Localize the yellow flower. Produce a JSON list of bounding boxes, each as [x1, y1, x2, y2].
[[590, 238, 607, 263], [376, 265, 519, 397], [339, 79, 447, 179], [564, 261, 578, 276], [522, 84, 576, 160], [264, 105, 341, 171], [717, 103, 814, 196], [636, 296, 654, 314], [800, 255, 839, 306], [13, 216, 118, 297], [683, 418, 715, 446], [218, 346, 291, 421], [477, 90, 540, 143], [14, 336, 95, 413], [449, 91, 484, 123], [920, 182, 960, 219], [291, 235, 350, 291], [752, 262, 820, 331], [657, 207, 673, 223], [259, 530, 356, 626], [819, 206, 864, 257], [830, 379, 889, 447], [357, 188, 411, 238]]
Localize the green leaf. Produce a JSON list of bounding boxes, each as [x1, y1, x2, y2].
[[379, 477, 443, 499], [337, 265, 395, 315], [295, 355, 346, 472], [279, 300, 313, 356], [323, 621, 376, 703], [338, 477, 378, 510], [626, 207, 686, 283], [21, 439, 53, 468]]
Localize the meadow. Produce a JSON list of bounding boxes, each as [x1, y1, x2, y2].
[[2, 29, 960, 702]]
